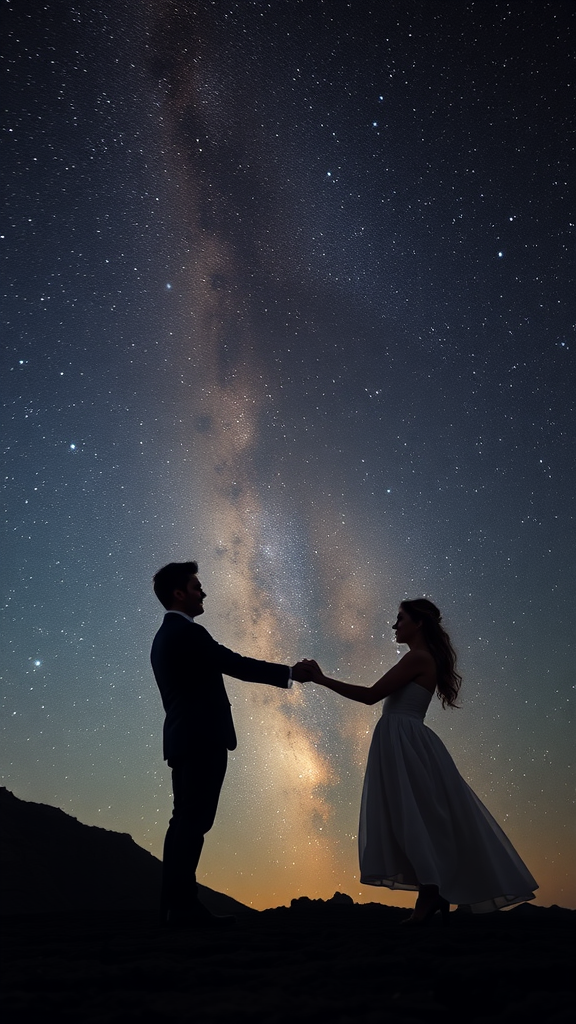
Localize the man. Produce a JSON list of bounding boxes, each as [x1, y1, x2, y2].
[[151, 560, 310, 927]]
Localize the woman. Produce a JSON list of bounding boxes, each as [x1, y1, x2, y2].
[[301, 599, 537, 924]]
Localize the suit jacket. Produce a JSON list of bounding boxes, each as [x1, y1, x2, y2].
[[150, 612, 290, 760]]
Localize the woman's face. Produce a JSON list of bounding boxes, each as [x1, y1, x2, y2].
[[392, 607, 421, 645]]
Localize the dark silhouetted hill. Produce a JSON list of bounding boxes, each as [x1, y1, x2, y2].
[[0, 788, 253, 916]]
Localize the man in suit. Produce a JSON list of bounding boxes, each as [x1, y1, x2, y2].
[[151, 560, 310, 927]]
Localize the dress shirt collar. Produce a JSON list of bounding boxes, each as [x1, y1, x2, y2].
[[165, 609, 197, 624]]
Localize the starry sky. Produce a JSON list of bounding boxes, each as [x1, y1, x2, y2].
[[2, 1, 575, 910]]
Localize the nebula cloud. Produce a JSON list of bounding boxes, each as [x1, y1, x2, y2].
[[147, 3, 380, 904], [125, 2, 574, 908]]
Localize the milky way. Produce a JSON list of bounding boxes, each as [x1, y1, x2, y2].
[[2, 1, 574, 908]]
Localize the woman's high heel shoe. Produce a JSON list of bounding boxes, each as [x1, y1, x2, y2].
[[401, 896, 450, 927]]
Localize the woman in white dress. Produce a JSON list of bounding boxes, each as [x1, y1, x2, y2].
[[301, 599, 537, 924]]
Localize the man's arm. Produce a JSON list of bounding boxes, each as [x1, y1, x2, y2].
[[213, 637, 292, 688]]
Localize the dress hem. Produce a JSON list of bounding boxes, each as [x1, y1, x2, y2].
[[360, 876, 538, 913]]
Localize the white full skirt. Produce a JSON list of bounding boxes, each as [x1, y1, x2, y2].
[[359, 712, 538, 912]]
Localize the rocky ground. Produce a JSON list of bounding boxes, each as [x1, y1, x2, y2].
[[2, 901, 574, 1023]]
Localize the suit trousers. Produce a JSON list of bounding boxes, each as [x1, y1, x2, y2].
[[162, 746, 228, 915]]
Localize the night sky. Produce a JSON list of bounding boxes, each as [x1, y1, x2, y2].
[[2, 1, 574, 910]]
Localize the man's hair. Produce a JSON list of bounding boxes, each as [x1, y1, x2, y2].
[[153, 561, 199, 609]]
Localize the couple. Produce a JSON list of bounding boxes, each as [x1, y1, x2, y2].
[[151, 561, 537, 928]]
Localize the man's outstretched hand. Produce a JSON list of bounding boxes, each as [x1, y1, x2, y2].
[[291, 660, 316, 682]]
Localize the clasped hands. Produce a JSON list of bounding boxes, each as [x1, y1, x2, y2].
[[291, 659, 323, 683]]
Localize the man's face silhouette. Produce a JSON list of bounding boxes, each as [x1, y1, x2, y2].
[[172, 574, 206, 618]]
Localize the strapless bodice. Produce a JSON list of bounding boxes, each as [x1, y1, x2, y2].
[[381, 680, 433, 720]]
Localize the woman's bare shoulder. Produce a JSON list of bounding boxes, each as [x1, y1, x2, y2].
[[405, 648, 437, 680], [403, 648, 435, 666]]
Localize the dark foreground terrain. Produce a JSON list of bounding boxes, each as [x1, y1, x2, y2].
[[2, 902, 574, 1024], [2, 791, 573, 1022]]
